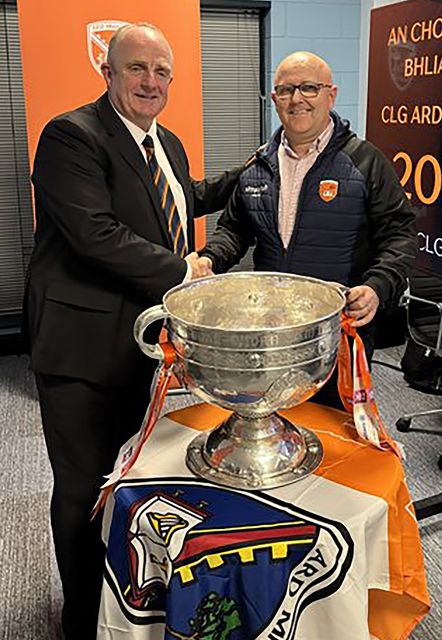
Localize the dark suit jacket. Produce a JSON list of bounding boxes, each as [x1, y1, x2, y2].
[[24, 93, 240, 386]]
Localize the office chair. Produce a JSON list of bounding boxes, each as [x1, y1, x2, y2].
[[395, 286, 442, 520], [396, 290, 442, 431]]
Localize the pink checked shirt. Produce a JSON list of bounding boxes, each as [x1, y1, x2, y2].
[[278, 119, 334, 248]]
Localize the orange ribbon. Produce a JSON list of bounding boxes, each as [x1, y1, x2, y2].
[[338, 314, 401, 457], [91, 342, 176, 518]]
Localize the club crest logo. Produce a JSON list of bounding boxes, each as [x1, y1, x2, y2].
[[104, 479, 353, 637], [86, 21, 128, 75], [319, 180, 339, 202], [388, 41, 417, 92]]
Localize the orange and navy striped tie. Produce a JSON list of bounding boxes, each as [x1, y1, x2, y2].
[[142, 135, 187, 258]]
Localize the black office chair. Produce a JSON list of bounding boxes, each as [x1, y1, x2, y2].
[[395, 284, 442, 520]]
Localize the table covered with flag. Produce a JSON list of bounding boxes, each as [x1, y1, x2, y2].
[[97, 401, 430, 640]]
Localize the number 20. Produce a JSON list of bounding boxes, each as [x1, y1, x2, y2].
[[393, 151, 441, 206]]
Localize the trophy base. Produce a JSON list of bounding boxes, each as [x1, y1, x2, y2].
[[186, 412, 323, 490]]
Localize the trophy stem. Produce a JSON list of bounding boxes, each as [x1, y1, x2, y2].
[[186, 411, 323, 490]]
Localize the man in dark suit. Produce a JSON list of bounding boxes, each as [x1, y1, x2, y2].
[[24, 23, 242, 639]]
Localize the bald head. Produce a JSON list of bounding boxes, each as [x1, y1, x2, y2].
[[107, 23, 173, 70], [272, 51, 337, 151], [274, 51, 333, 86]]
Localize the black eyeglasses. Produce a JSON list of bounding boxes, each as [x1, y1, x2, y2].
[[273, 82, 332, 99]]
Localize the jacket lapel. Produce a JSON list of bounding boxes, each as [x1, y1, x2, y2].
[[96, 94, 172, 246]]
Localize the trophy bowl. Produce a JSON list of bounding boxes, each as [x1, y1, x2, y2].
[[134, 272, 346, 489]]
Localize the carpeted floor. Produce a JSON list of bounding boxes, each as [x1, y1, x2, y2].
[[0, 349, 440, 639]]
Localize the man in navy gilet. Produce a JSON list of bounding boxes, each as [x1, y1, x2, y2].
[[199, 51, 416, 408]]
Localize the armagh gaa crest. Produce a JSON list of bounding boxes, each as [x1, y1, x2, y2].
[[319, 180, 339, 203], [86, 21, 128, 75], [104, 479, 353, 638], [388, 41, 416, 92]]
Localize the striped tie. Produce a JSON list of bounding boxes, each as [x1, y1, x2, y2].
[[142, 135, 187, 258]]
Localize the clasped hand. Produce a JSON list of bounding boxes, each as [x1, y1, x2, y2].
[[185, 252, 214, 279]]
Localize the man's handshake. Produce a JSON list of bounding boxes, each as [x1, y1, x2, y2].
[[185, 252, 214, 280]]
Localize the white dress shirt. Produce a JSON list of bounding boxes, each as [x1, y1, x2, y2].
[[110, 103, 191, 280]]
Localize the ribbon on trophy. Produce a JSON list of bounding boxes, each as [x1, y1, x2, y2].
[[91, 343, 176, 518], [338, 314, 401, 457]]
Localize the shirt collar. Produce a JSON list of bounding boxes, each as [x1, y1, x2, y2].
[[281, 117, 334, 159], [109, 99, 157, 145]]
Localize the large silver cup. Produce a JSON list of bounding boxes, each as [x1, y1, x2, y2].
[[134, 272, 346, 489]]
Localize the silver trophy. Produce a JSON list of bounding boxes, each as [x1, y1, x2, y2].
[[134, 272, 345, 490]]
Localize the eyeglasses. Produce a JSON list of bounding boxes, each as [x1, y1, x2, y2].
[[273, 82, 332, 100]]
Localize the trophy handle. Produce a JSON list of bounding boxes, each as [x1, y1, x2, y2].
[[133, 305, 169, 360]]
